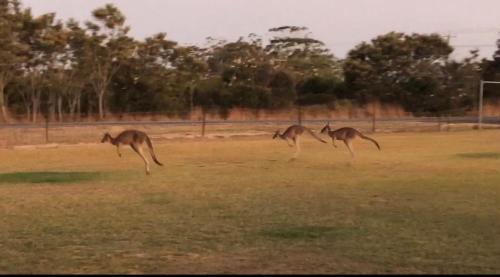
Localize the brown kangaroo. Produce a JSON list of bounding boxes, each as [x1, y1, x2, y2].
[[320, 123, 380, 157], [273, 124, 327, 158], [101, 129, 163, 175]]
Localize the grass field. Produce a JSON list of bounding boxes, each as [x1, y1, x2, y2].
[[0, 129, 500, 274]]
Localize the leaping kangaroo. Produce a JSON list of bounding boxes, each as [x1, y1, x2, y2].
[[273, 124, 327, 158], [320, 122, 380, 157], [101, 129, 163, 175]]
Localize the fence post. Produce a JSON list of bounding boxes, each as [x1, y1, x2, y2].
[[201, 111, 206, 137], [478, 80, 484, 129], [297, 105, 303, 125]]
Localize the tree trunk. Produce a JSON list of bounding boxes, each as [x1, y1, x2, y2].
[[0, 102, 8, 123], [87, 94, 93, 120], [201, 110, 207, 137], [189, 83, 195, 119], [98, 89, 105, 120], [68, 98, 75, 121], [29, 75, 41, 124], [297, 105, 303, 125], [0, 81, 8, 123], [45, 116, 49, 143], [49, 93, 56, 122], [32, 97, 40, 123], [57, 95, 63, 122], [68, 93, 81, 121], [25, 104, 31, 122], [76, 95, 81, 121]]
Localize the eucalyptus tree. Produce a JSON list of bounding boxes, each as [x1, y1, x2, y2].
[[17, 9, 67, 123], [0, 0, 27, 122], [52, 19, 90, 121], [172, 44, 209, 115], [265, 25, 341, 122], [84, 4, 136, 120], [207, 34, 274, 110], [344, 32, 454, 114], [110, 32, 179, 114]]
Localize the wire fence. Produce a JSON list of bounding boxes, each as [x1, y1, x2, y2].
[[1, 113, 499, 149]]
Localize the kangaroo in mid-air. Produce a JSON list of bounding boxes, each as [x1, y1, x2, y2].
[[273, 124, 327, 158], [101, 129, 163, 175], [320, 122, 380, 157]]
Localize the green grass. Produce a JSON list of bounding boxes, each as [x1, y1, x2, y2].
[[0, 130, 499, 274]]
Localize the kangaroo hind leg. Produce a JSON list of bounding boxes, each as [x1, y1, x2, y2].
[[344, 140, 354, 158], [131, 143, 151, 175], [116, 144, 122, 157], [293, 137, 301, 158], [331, 137, 337, 148]]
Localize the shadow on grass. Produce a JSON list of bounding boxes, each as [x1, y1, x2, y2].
[[456, 152, 500, 159], [261, 225, 350, 240], [0, 171, 103, 184]]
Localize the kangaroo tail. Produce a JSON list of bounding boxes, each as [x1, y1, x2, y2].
[[357, 131, 381, 150], [145, 136, 163, 166], [306, 128, 327, 143]]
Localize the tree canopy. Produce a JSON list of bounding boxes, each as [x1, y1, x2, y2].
[[0, 1, 499, 123]]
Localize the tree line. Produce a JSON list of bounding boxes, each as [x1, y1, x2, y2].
[[1, 0, 500, 124]]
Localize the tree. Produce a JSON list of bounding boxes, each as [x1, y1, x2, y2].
[[0, 0, 27, 122], [206, 34, 273, 110], [192, 77, 230, 136], [84, 4, 135, 120], [52, 20, 80, 121], [481, 38, 500, 103], [265, 26, 341, 122], [295, 75, 341, 105], [344, 32, 454, 114], [18, 10, 66, 123], [172, 44, 209, 116], [110, 32, 183, 115]]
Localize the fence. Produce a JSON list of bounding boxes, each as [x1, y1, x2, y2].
[[1, 114, 499, 149], [2, 103, 500, 147]]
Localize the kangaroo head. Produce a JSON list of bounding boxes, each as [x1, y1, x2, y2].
[[320, 122, 330, 134], [272, 130, 281, 139], [101, 133, 112, 143]]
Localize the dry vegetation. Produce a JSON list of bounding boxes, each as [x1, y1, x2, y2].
[[1, 117, 499, 149], [0, 129, 500, 273], [2, 102, 500, 148]]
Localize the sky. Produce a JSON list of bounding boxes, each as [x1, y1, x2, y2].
[[21, 0, 500, 60]]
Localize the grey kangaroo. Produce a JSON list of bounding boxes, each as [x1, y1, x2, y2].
[[101, 129, 163, 175], [320, 122, 380, 157], [273, 124, 327, 158]]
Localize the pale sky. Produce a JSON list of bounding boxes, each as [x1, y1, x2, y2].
[[21, 0, 500, 60]]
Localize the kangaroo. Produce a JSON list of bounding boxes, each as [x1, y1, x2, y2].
[[320, 122, 380, 157], [273, 124, 327, 158], [101, 129, 163, 175]]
